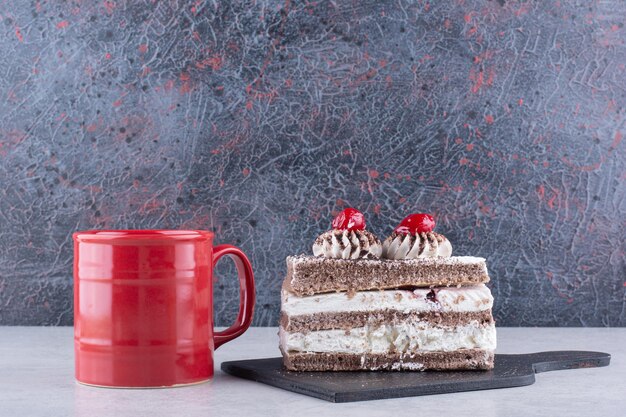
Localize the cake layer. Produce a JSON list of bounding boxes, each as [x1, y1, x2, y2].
[[281, 349, 495, 371], [281, 284, 494, 316], [285, 255, 489, 296], [281, 310, 493, 332], [279, 321, 497, 354]]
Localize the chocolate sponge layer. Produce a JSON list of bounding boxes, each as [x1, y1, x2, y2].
[[281, 348, 495, 371], [281, 310, 494, 333], [285, 255, 490, 296]]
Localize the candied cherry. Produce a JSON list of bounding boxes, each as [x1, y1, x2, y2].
[[394, 213, 435, 234], [331, 208, 365, 231]]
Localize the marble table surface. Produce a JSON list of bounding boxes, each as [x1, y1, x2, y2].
[[1, 327, 623, 417]]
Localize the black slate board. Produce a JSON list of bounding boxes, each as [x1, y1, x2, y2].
[[221, 351, 610, 403]]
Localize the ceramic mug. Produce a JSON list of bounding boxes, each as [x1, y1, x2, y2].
[[73, 230, 255, 388]]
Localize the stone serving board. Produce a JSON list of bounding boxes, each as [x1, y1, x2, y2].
[[221, 351, 610, 403]]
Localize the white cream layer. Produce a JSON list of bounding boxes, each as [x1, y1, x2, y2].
[[279, 321, 496, 354], [281, 284, 493, 316]]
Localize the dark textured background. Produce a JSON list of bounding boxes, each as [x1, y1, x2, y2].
[[0, 1, 624, 327]]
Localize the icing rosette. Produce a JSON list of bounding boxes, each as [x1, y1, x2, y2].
[[382, 213, 453, 259], [313, 229, 382, 259], [382, 231, 452, 259], [312, 208, 382, 259]]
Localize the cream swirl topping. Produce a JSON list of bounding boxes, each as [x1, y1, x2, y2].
[[313, 229, 382, 259], [382, 232, 452, 259]]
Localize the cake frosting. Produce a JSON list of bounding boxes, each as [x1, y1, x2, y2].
[[282, 284, 493, 316], [382, 231, 452, 259], [312, 229, 382, 259], [280, 321, 496, 354]]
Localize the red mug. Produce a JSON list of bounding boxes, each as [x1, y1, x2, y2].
[[73, 230, 255, 388]]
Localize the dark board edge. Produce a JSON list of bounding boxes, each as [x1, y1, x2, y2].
[[523, 351, 611, 374]]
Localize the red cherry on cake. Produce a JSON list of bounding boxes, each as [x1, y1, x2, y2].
[[394, 213, 436, 235], [331, 208, 366, 231]]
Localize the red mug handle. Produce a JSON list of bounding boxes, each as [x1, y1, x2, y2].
[[212, 244, 255, 350]]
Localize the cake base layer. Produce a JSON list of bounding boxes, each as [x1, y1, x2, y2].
[[282, 349, 495, 371], [286, 255, 489, 296]]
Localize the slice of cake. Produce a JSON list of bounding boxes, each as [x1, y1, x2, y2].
[[279, 208, 496, 371]]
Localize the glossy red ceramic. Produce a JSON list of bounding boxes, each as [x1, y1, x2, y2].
[[73, 230, 255, 388]]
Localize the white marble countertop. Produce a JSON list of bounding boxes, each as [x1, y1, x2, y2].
[[1, 327, 623, 416]]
